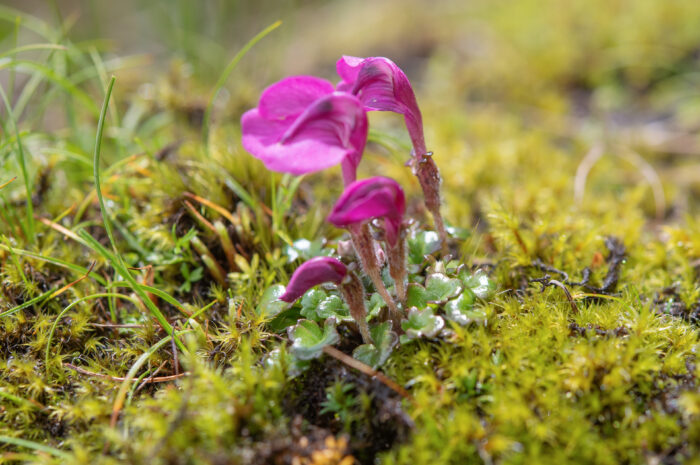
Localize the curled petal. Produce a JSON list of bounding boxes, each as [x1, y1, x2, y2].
[[259, 76, 335, 120], [327, 176, 405, 246], [279, 257, 348, 303], [242, 92, 368, 179], [337, 56, 426, 155]]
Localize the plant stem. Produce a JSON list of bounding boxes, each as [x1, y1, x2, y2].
[[413, 153, 448, 254], [340, 272, 373, 345], [387, 226, 407, 305], [349, 223, 401, 327]]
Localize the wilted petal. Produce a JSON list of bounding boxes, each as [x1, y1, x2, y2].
[[259, 76, 335, 120], [279, 257, 348, 303], [336, 56, 426, 155], [327, 176, 405, 246]]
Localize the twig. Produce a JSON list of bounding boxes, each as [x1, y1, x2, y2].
[[135, 361, 168, 394], [90, 323, 145, 328], [63, 363, 188, 383], [49, 261, 96, 299], [171, 337, 180, 376], [531, 277, 579, 314], [322, 346, 414, 403], [184, 192, 237, 225]]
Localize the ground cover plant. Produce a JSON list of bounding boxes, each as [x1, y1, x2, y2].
[[1, 0, 700, 464]]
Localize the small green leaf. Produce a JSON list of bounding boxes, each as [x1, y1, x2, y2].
[[444, 290, 486, 325], [268, 307, 302, 332], [352, 322, 398, 368], [408, 230, 441, 265], [367, 293, 385, 318], [406, 283, 428, 309], [401, 307, 445, 343], [460, 269, 496, 299], [318, 295, 352, 321], [256, 284, 287, 318], [446, 224, 472, 240], [284, 238, 331, 262], [287, 319, 340, 360], [300, 288, 327, 320], [425, 273, 462, 303]]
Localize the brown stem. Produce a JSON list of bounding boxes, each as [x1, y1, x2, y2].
[[387, 226, 407, 306], [414, 153, 448, 254], [350, 223, 401, 328], [322, 346, 414, 403], [340, 272, 373, 345]]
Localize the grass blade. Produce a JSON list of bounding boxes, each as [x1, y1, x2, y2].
[[202, 20, 281, 146], [0, 84, 34, 240], [0, 435, 69, 459]]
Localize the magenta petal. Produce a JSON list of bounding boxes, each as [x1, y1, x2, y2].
[[242, 108, 346, 175], [258, 76, 335, 120], [242, 91, 368, 178], [336, 55, 364, 85], [336, 56, 427, 155], [327, 176, 405, 245], [279, 257, 348, 303]]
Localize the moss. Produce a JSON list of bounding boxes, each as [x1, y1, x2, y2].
[[1, 0, 700, 463]]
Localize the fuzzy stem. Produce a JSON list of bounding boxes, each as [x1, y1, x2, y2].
[[340, 272, 373, 345], [413, 153, 448, 254], [349, 223, 401, 327], [387, 226, 407, 305]]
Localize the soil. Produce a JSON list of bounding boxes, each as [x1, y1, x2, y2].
[[283, 352, 413, 465]]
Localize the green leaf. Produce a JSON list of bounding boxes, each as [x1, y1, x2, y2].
[[406, 283, 428, 309], [407, 230, 441, 265], [284, 238, 331, 262], [446, 224, 472, 240], [352, 322, 398, 369], [287, 319, 340, 360], [300, 288, 327, 320], [317, 295, 352, 321], [444, 290, 486, 325], [425, 273, 462, 303], [401, 307, 445, 343], [460, 269, 496, 299], [268, 307, 302, 332], [256, 284, 287, 318], [367, 292, 385, 318]]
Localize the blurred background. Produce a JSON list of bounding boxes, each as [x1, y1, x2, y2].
[[2, 0, 700, 223]]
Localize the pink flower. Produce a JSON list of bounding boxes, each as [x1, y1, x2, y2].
[[241, 76, 368, 184], [336, 56, 427, 156], [327, 176, 405, 247], [279, 256, 347, 303]]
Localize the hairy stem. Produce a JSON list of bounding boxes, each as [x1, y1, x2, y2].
[[387, 226, 407, 306], [340, 272, 373, 345], [414, 153, 448, 254], [350, 223, 401, 327]]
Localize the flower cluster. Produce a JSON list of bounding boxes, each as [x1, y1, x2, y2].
[[242, 56, 447, 346]]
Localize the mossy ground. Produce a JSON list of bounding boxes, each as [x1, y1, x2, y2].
[[1, 1, 700, 464]]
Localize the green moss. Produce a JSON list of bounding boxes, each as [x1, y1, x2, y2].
[[1, 0, 700, 463]]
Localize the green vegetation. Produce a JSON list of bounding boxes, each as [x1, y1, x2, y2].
[[1, 0, 699, 464]]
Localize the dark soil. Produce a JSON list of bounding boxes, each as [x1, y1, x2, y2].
[[283, 354, 413, 464]]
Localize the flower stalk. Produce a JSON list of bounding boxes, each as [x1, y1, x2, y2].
[[278, 257, 373, 344], [412, 153, 447, 253], [338, 271, 372, 344], [349, 223, 401, 327], [386, 222, 407, 304]]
